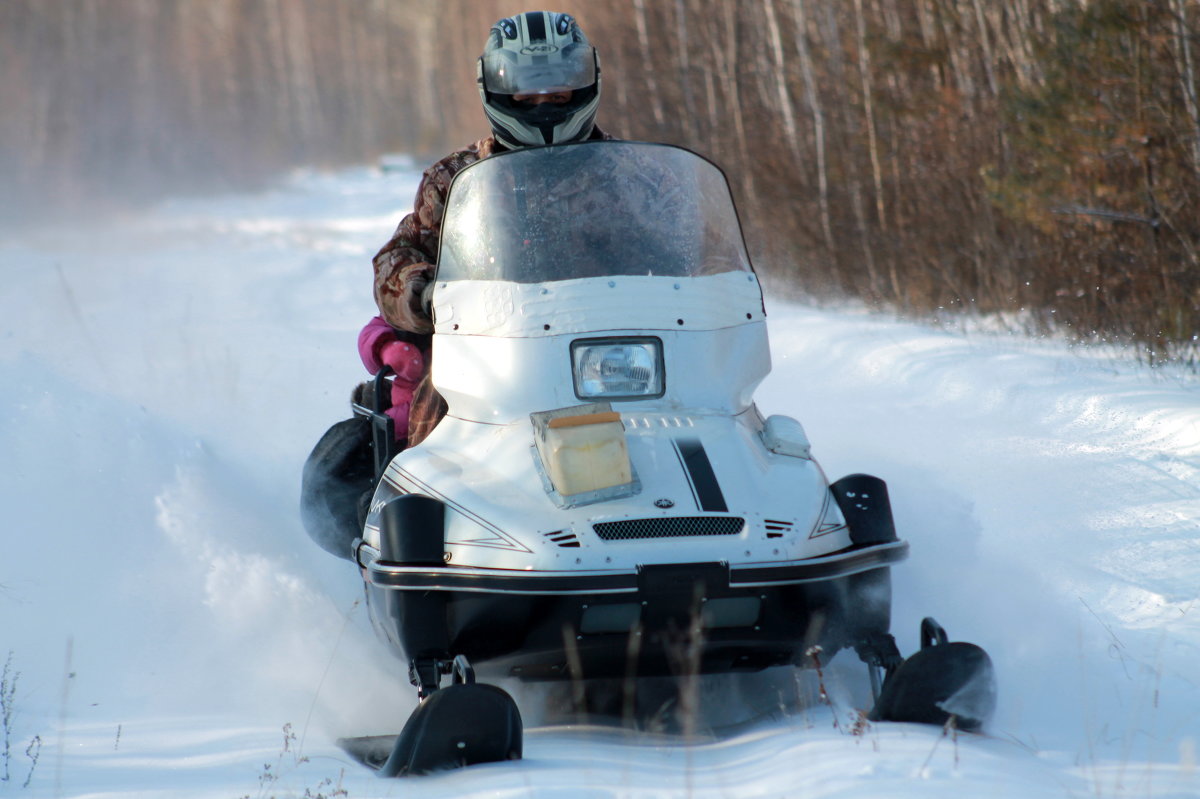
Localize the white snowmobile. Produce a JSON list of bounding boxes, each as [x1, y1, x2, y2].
[[301, 140, 995, 776]]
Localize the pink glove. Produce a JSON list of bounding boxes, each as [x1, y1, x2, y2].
[[378, 339, 425, 385]]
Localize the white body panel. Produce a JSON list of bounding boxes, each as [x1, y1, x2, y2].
[[344, 142, 908, 697], [365, 273, 853, 575], [430, 273, 770, 423], [368, 410, 851, 573], [357, 141, 905, 594]]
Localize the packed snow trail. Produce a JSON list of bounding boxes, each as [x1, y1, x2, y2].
[[0, 164, 1196, 797]]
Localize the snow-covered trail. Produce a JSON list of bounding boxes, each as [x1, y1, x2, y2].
[[0, 165, 1196, 798]]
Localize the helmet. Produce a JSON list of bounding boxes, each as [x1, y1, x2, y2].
[[477, 11, 601, 148]]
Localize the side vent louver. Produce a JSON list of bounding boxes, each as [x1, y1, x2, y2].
[[543, 530, 581, 548], [764, 519, 794, 539]]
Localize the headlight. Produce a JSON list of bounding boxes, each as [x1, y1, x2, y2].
[[571, 337, 664, 400]]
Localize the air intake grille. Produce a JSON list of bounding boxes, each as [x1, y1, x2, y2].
[[593, 516, 745, 541]]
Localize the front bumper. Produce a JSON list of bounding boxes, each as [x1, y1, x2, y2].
[[359, 539, 909, 595]]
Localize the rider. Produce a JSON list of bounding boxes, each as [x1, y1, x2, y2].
[[361, 10, 609, 448]]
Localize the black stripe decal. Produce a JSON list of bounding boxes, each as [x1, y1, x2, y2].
[[525, 11, 547, 42], [672, 441, 701, 508], [675, 438, 728, 512]]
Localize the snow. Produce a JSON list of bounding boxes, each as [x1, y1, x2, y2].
[[1, 165, 1198, 798]]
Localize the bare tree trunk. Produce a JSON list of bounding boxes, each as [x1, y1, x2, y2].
[[817, 3, 879, 296], [261, 0, 292, 150], [879, 0, 903, 40], [632, 0, 666, 129], [279, 1, 322, 157], [763, 0, 801, 160], [1171, 0, 1200, 176], [708, 4, 754, 204], [942, 1, 977, 104], [854, 0, 886, 232], [849, 178, 881, 297], [853, 0, 895, 299], [702, 67, 720, 142], [673, 0, 697, 126], [789, 0, 836, 258], [916, 0, 944, 90], [412, 10, 449, 148], [970, 0, 999, 98]]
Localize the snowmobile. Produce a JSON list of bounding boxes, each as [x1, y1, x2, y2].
[[301, 140, 996, 776]]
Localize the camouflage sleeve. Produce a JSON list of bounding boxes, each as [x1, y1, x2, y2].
[[372, 168, 446, 334], [372, 139, 496, 333]]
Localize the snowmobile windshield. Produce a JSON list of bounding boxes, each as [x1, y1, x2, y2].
[[436, 141, 754, 283]]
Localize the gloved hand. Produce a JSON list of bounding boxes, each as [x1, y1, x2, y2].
[[374, 261, 435, 334], [401, 263, 435, 332], [378, 338, 425, 385]]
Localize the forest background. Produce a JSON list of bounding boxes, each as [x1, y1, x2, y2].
[[3, 0, 1198, 361]]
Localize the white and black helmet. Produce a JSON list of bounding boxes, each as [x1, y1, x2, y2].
[[477, 11, 601, 149]]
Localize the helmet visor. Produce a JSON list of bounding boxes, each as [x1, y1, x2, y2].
[[482, 44, 597, 95]]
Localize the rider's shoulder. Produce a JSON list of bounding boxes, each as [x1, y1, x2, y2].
[[429, 128, 615, 182], [420, 136, 499, 189]]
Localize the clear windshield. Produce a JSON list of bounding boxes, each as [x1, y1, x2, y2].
[[436, 141, 754, 283]]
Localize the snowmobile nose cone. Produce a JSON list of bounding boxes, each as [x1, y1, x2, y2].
[[868, 640, 997, 732]]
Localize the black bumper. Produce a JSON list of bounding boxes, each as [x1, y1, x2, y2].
[[360, 540, 909, 594]]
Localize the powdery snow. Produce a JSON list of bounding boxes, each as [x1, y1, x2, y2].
[[1, 165, 1197, 798]]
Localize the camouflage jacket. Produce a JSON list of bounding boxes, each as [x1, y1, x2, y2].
[[372, 128, 610, 446], [372, 127, 611, 333], [373, 136, 498, 334]]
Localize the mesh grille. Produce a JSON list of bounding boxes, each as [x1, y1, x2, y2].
[[593, 516, 745, 541]]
